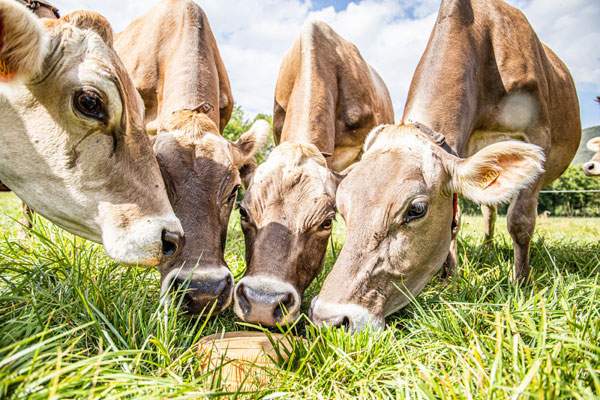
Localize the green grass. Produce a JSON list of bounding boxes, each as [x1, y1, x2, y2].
[[0, 191, 599, 398]]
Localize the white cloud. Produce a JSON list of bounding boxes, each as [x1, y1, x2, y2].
[[53, 0, 600, 126]]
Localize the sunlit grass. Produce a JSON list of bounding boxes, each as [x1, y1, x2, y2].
[[0, 193, 599, 398]]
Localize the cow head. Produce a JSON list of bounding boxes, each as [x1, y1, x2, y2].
[[154, 110, 269, 315], [582, 138, 600, 177], [309, 124, 545, 331], [233, 142, 343, 326], [0, 2, 182, 266]]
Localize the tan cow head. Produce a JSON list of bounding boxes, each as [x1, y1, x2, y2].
[[0, 2, 183, 266], [153, 110, 269, 315], [309, 124, 545, 331], [233, 142, 343, 326], [583, 138, 600, 177]]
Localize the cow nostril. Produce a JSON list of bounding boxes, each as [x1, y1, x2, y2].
[[341, 316, 350, 330], [329, 315, 351, 330], [273, 292, 295, 323], [236, 284, 251, 316], [161, 230, 182, 261]]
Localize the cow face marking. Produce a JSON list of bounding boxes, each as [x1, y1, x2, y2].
[[310, 124, 545, 331], [154, 112, 268, 315], [0, 2, 183, 266], [233, 142, 341, 326]]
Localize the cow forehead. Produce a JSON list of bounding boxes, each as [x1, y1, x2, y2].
[[364, 128, 445, 186], [252, 144, 334, 197], [40, 23, 142, 122], [45, 23, 113, 72], [168, 130, 236, 169]]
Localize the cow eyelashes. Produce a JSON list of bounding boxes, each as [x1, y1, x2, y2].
[[404, 201, 428, 223], [74, 89, 107, 122], [227, 185, 240, 203], [239, 207, 248, 222], [320, 218, 333, 230]]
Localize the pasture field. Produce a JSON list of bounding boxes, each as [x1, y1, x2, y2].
[[0, 191, 599, 399]]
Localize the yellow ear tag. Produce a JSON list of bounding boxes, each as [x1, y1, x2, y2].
[[0, 59, 13, 81], [478, 169, 500, 189]]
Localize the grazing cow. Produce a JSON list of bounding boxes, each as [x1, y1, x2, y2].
[[114, 0, 267, 315], [233, 21, 394, 326], [583, 138, 600, 177], [0, 1, 183, 266], [310, 0, 580, 331]]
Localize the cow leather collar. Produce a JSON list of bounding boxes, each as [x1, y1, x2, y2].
[[407, 120, 459, 231], [409, 121, 458, 157], [17, 0, 60, 18]]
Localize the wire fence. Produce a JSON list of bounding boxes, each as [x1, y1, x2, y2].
[[539, 190, 600, 193]]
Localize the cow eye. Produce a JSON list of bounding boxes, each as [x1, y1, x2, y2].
[[74, 90, 105, 121], [405, 201, 428, 222], [239, 207, 248, 221], [320, 218, 333, 230], [228, 185, 240, 203]]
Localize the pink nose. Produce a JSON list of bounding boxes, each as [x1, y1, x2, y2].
[[235, 283, 297, 326], [308, 307, 351, 329]]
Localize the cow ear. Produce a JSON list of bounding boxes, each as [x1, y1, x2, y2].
[[232, 119, 270, 168], [330, 170, 345, 189], [448, 141, 545, 205], [231, 119, 270, 188], [329, 163, 357, 189], [61, 11, 113, 46], [587, 137, 600, 152], [363, 124, 389, 153], [0, 1, 48, 82]]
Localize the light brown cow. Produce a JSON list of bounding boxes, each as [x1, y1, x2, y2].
[[310, 0, 580, 331], [114, 0, 267, 315], [0, 1, 183, 266], [233, 21, 394, 326], [114, 0, 233, 135], [583, 138, 600, 176]]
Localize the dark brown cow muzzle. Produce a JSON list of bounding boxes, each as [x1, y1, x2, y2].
[[162, 266, 233, 315]]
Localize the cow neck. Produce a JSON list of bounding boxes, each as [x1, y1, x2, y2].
[[409, 121, 459, 231], [402, 2, 490, 157]]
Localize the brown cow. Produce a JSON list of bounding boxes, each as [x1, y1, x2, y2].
[[310, 0, 580, 331], [152, 112, 268, 315], [583, 138, 600, 176], [0, 1, 183, 266], [233, 21, 394, 326], [114, 0, 267, 315]]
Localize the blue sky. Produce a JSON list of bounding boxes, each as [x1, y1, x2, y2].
[[311, 0, 352, 12], [56, 0, 600, 129]]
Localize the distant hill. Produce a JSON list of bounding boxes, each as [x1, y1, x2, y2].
[[572, 125, 600, 165]]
